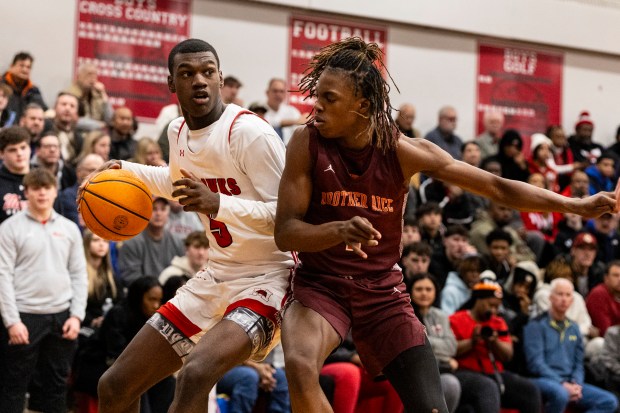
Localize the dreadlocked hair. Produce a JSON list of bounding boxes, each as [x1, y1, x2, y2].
[[298, 37, 400, 152]]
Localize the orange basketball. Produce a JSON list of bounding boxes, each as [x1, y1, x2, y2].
[[79, 169, 153, 241]]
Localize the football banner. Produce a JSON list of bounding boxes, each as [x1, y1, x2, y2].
[[477, 42, 563, 141], [75, 0, 191, 120], [288, 15, 387, 113]]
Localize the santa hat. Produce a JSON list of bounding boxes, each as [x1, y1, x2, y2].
[[575, 111, 594, 129], [530, 133, 552, 154]]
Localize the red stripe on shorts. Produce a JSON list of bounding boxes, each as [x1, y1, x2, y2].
[[158, 301, 201, 338], [225, 298, 278, 324]]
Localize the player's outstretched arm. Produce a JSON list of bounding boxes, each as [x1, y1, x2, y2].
[[274, 128, 380, 258], [400, 138, 617, 219]]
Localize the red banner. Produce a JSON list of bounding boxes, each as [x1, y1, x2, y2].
[[477, 43, 563, 144], [288, 15, 387, 113], [75, 0, 191, 120]]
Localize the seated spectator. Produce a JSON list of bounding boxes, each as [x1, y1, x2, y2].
[[131, 137, 166, 166], [221, 75, 244, 106], [568, 111, 603, 165], [82, 229, 119, 330], [585, 152, 616, 195], [401, 215, 421, 248], [597, 325, 620, 405], [521, 173, 562, 244], [450, 279, 541, 413], [0, 83, 16, 128], [441, 254, 485, 315], [18, 102, 45, 145], [65, 63, 113, 131], [548, 125, 584, 191], [429, 224, 474, 293], [502, 262, 538, 375], [161, 275, 189, 304], [0, 126, 31, 224], [401, 241, 432, 285], [528, 133, 559, 192], [216, 352, 290, 413], [165, 199, 204, 241], [159, 230, 210, 285], [108, 106, 136, 161], [554, 211, 584, 255], [476, 109, 504, 159], [533, 257, 599, 353], [72, 277, 173, 413], [460, 142, 488, 212], [586, 213, 620, 264], [75, 130, 111, 164], [419, 179, 479, 229], [524, 278, 618, 413], [43, 92, 83, 165], [481, 157, 502, 177], [416, 202, 444, 256], [118, 197, 185, 287], [566, 232, 606, 297], [484, 228, 514, 286], [424, 105, 463, 160], [263, 78, 305, 145], [470, 201, 537, 263], [586, 261, 620, 338], [30, 131, 76, 191], [410, 273, 461, 412], [55, 153, 104, 227], [483, 129, 530, 182], [395, 102, 420, 139], [1, 51, 47, 119], [560, 169, 590, 198]]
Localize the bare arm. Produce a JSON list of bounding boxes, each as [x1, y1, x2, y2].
[[399, 138, 616, 218], [274, 128, 380, 257]]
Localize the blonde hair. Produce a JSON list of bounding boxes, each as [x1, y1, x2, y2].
[[133, 137, 163, 165], [76, 130, 110, 164], [82, 229, 117, 301]]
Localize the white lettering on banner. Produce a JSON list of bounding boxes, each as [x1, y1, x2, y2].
[[292, 20, 384, 48], [79, 1, 123, 18], [125, 7, 189, 27], [79, 1, 188, 27], [503, 48, 537, 76]]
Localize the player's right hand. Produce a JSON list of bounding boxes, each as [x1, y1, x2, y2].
[[76, 160, 122, 208], [8, 322, 29, 345], [339, 216, 381, 259]]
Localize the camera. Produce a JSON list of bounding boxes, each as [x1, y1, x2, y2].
[[480, 326, 509, 339]]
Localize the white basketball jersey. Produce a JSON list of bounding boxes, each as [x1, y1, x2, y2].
[[123, 104, 295, 281]]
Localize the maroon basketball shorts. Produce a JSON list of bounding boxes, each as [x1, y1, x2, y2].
[[290, 267, 426, 377]]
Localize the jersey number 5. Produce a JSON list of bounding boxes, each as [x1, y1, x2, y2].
[[209, 218, 233, 247]]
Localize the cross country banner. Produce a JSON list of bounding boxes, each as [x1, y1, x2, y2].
[[288, 15, 387, 114], [75, 0, 191, 120], [476, 42, 563, 144]]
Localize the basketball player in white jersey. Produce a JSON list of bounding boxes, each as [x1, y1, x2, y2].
[[84, 39, 294, 413]]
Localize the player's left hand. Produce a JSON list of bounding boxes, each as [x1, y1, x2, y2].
[[572, 191, 617, 218], [62, 316, 81, 340], [172, 168, 220, 215]]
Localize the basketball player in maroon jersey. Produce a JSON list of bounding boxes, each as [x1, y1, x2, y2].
[[274, 37, 618, 413]]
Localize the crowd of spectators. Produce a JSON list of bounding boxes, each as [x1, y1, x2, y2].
[[1, 49, 620, 413]]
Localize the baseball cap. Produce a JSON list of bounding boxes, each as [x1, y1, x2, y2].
[[573, 232, 597, 249]]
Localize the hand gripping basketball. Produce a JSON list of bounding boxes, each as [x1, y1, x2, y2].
[[79, 169, 153, 241]]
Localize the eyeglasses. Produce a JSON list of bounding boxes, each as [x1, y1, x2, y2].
[[40, 144, 60, 150]]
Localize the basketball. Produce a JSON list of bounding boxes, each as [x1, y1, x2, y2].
[[79, 169, 153, 241]]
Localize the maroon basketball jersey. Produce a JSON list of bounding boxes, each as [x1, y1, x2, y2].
[[298, 126, 407, 277]]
